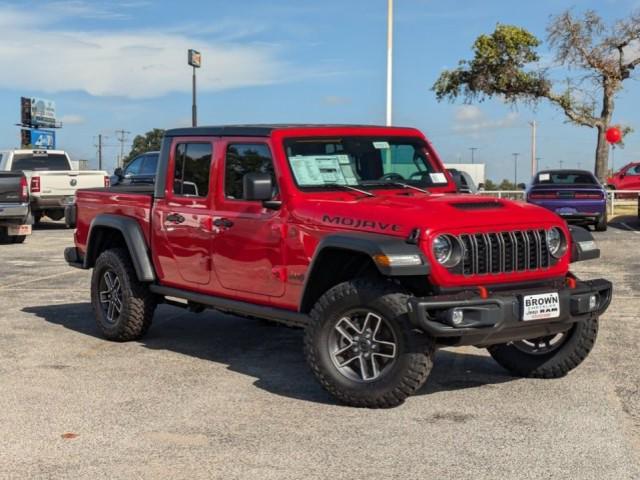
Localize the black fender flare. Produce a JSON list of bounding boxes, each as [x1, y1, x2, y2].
[[85, 214, 156, 282], [299, 232, 429, 311]]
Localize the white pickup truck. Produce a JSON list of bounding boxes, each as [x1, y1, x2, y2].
[[0, 149, 109, 222]]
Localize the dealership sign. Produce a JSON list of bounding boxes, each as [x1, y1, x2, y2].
[[31, 129, 56, 149], [20, 97, 57, 128]]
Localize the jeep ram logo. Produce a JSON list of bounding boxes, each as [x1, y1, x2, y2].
[[70, 179, 78, 186], [322, 215, 401, 232]]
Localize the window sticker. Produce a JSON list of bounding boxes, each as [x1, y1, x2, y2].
[[373, 141, 390, 149], [429, 172, 447, 184], [539, 173, 550, 181], [289, 155, 358, 186]]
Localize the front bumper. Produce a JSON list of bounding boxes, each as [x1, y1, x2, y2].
[[407, 278, 612, 347]]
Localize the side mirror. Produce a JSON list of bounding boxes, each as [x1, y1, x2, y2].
[[517, 183, 526, 190], [243, 172, 273, 201], [620, 172, 626, 178], [114, 167, 124, 178]]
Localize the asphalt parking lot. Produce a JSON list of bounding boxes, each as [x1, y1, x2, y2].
[[1, 219, 639, 479]]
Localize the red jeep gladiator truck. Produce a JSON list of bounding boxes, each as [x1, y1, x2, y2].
[[65, 125, 611, 408]]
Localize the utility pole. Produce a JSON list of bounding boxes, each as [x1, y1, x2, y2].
[[385, 0, 394, 126], [469, 147, 478, 164], [97, 134, 103, 170], [529, 120, 537, 175], [512, 153, 520, 186], [115, 129, 130, 167], [559, 159, 564, 169]]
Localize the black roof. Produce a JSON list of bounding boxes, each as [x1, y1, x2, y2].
[[164, 124, 409, 138]]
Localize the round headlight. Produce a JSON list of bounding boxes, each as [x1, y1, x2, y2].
[[546, 227, 567, 258], [433, 235, 452, 264]]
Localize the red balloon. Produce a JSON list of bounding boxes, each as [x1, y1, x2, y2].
[[606, 127, 622, 144]]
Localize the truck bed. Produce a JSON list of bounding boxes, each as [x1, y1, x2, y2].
[[74, 187, 154, 255], [0, 172, 28, 223]]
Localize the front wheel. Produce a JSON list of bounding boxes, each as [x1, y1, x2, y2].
[[91, 248, 157, 341], [304, 278, 434, 408], [488, 317, 598, 378]]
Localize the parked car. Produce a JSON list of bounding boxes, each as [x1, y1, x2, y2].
[[0, 149, 109, 223], [447, 168, 477, 194], [111, 151, 159, 186], [526, 170, 608, 231], [65, 124, 611, 408], [607, 162, 640, 191], [0, 171, 31, 243]]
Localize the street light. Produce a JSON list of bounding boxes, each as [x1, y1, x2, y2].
[[188, 49, 201, 127], [386, 0, 393, 126], [469, 147, 478, 164]]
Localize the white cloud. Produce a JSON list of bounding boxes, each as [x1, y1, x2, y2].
[[0, 4, 291, 99], [453, 106, 520, 133], [59, 114, 86, 125]]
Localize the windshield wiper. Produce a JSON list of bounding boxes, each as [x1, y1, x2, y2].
[[329, 183, 375, 197], [360, 180, 429, 194]]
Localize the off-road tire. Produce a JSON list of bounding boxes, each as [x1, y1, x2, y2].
[[595, 212, 607, 232], [91, 248, 156, 341], [488, 317, 598, 378], [304, 278, 434, 408]]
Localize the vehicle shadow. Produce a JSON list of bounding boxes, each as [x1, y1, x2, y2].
[[33, 219, 69, 230], [608, 215, 640, 231], [23, 302, 515, 406]]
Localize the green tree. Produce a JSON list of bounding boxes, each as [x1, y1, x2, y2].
[[483, 179, 498, 191], [123, 128, 166, 165], [432, 11, 640, 181], [498, 179, 517, 190]]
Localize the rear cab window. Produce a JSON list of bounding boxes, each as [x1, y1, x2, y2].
[[11, 152, 70, 171]]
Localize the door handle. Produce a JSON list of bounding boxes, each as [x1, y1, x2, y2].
[[213, 218, 234, 228], [166, 213, 185, 224]]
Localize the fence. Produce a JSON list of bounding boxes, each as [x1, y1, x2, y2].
[[476, 190, 640, 217]]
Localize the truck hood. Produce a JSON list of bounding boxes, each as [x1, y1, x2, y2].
[[291, 193, 563, 236]]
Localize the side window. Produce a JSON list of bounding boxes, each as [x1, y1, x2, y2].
[[125, 156, 144, 176], [140, 155, 158, 175], [630, 165, 640, 175], [173, 143, 212, 197], [224, 144, 274, 200]]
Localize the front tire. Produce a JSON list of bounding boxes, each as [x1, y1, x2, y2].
[[91, 248, 157, 341], [488, 317, 598, 378], [304, 278, 434, 408]]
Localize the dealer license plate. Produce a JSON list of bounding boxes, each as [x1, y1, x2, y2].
[[8, 224, 31, 236], [522, 292, 560, 321]]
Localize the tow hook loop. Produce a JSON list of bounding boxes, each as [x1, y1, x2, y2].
[[566, 276, 577, 289], [478, 286, 488, 299]]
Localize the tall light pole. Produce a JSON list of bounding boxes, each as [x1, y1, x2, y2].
[[385, 0, 393, 126], [469, 147, 478, 164], [188, 49, 202, 127], [512, 152, 520, 186]]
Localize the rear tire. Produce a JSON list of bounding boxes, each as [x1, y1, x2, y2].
[[304, 278, 434, 408], [487, 317, 598, 378], [0, 227, 9, 244], [91, 248, 157, 341], [11, 235, 26, 244], [595, 212, 607, 232]]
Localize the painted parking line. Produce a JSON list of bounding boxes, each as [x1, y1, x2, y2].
[[0, 270, 78, 290]]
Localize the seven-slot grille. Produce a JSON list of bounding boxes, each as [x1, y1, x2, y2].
[[457, 230, 551, 275]]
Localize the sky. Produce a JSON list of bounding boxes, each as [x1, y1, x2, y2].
[[1, 0, 639, 183]]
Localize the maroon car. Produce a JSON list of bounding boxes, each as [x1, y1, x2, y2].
[[526, 170, 608, 231]]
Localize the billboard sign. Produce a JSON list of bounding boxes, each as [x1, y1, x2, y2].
[[29, 97, 56, 127], [30, 129, 55, 149]]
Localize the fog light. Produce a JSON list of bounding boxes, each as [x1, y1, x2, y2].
[[589, 294, 598, 311], [451, 309, 464, 326]]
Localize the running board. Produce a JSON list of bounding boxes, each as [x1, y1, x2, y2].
[[149, 285, 309, 328]]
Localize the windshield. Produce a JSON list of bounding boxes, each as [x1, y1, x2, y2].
[[11, 153, 70, 171], [534, 171, 597, 185], [283, 137, 448, 190]]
